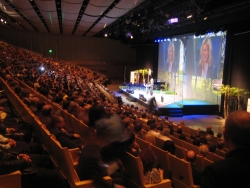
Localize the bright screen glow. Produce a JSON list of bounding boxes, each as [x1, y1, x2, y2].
[[157, 31, 227, 104]]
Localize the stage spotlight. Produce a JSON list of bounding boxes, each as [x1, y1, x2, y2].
[[104, 33, 108, 37], [187, 14, 192, 19], [40, 66, 45, 71]]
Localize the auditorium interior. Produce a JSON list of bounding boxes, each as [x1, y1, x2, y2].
[[0, 0, 250, 188]]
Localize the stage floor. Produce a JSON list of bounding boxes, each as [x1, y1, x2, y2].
[[121, 88, 219, 116], [122, 89, 182, 108]]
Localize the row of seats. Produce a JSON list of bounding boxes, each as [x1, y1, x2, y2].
[[0, 77, 112, 188]]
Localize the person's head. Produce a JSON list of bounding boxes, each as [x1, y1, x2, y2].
[[208, 143, 216, 153], [162, 140, 175, 154], [177, 127, 182, 134], [42, 104, 53, 116], [216, 132, 222, 138], [162, 128, 170, 137], [179, 133, 186, 141], [123, 117, 131, 128], [205, 134, 211, 143], [149, 122, 157, 130], [36, 100, 46, 111], [186, 150, 196, 163], [193, 137, 200, 146], [134, 121, 143, 133], [223, 110, 250, 150], [30, 97, 40, 106], [139, 148, 158, 174], [199, 144, 209, 157], [167, 42, 175, 64], [50, 115, 65, 129], [199, 37, 212, 66], [200, 136, 208, 145], [141, 113, 147, 118], [216, 140, 224, 150]]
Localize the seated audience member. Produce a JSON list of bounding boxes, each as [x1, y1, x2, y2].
[[38, 104, 53, 127], [162, 140, 175, 155], [186, 150, 202, 185], [200, 136, 208, 145], [201, 110, 250, 188], [216, 140, 224, 150], [29, 97, 40, 113], [208, 143, 216, 153], [34, 100, 46, 117], [148, 121, 161, 138], [176, 126, 182, 134], [162, 128, 170, 137], [206, 126, 214, 136], [123, 117, 133, 133], [190, 134, 196, 140], [179, 133, 186, 141], [205, 134, 212, 144], [134, 121, 143, 138], [142, 128, 156, 145], [193, 137, 200, 146], [139, 112, 148, 123], [48, 115, 84, 149], [139, 148, 162, 184], [199, 144, 209, 157], [0, 147, 70, 188], [76, 138, 125, 188]]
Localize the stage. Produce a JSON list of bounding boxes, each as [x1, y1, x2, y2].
[[119, 86, 219, 117]]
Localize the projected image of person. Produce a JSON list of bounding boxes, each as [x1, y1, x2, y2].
[[198, 37, 216, 79], [166, 42, 177, 72]]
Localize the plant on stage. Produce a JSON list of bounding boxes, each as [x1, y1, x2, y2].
[[219, 85, 249, 118]]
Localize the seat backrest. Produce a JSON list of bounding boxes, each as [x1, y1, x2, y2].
[[213, 153, 224, 162], [0, 170, 21, 188], [123, 151, 145, 186], [169, 154, 194, 188], [175, 145, 186, 159], [151, 144, 171, 172], [182, 141, 199, 154], [172, 132, 180, 138], [205, 151, 214, 161], [50, 136, 80, 183], [210, 135, 218, 145], [195, 154, 205, 171], [170, 135, 184, 147], [186, 137, 194, 144], [155, 136, 166, 149], [136, 136, 151, 150], [204, 157, 214, 168]]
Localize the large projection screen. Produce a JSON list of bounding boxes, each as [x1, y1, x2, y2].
[[157, 31, 226, 104]]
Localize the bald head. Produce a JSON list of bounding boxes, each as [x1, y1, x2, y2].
[[199, 144, 209, 157], [224, 110, 250, 149], [186, 150, 196, 163]]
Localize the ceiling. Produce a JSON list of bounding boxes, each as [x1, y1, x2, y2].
[[0, 0, 249, 44]]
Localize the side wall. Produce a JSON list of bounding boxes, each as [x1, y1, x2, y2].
[[0, 27, 136, 79]]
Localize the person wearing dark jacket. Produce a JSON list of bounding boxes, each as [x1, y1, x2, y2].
[[0, 146, 69, 188]]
